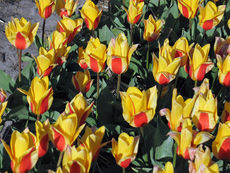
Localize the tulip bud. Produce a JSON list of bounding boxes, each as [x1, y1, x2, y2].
[[177, 0, 200, 19], [0, 89, 7, 103], [217, 54, 230, 86], [35, 0, 55, 19], [124, 0, 144, 24], [56, 0, 78, 18]]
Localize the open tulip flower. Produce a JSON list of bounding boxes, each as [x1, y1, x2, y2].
[[185, 43, 213, 81], [169, 119, 214, 160], [120, 86, 157, 128], [2, 128, 39, 173], [214, 36, 230, 58], [77, 47, 88, 69], [35, 0, 55, 19], [177, 0, 201, 19], [57, 17, 83, 43], [34, 47, 56, 77], [0, 100, 8, 124], [189, 145, 219, 173], [18, 76, 53, 116], [107, 33, 138, 75], [216, 54, 230, 86], [65, 93, 93, 126], [62, 145, 92, 173], [48, 113, 85, 152], [152, 39, 181, 85], [152, 162, 174, 173], [0, 88, 7, 103], [143, 15, 164, 42], [72, 70, 93, 94], [198, 1, 225, 31], [80, 0, 102, 30], [124, 0, 144, 24], [56, 0, 78, 18], [112, 133, 139, 168], [221, 102, 230, 123], [212, 122, 230, 161], [5, 17, 39, 50]]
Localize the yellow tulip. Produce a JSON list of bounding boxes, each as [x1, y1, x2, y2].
[[107, 32, 138, 74], [80, 0, 102, 30], [2, 128, 39, 173], [57, 17, 83, 43], [112, 133, 139, 168], [77, 47, 88, 69], [34, 47, 56, 77], [120, 86, 157, 128], [214, 36, 230, 58], [143, 15, 164, 42], [62, 145, 92, 173], [18, 76, 53, 116], [216, 54, 230, 86], [185, 43, 213, 81], [35, 0, 55, 19], [72, 70, 93, 94], [48, 113, 85, 151], [189, 145, 219, 173], [5, 17, 39, 50], [221, 102, 230, 123], [124, 0, 144, 24], [228, 18, 230, 29], [65, 93, 93, 125], [84, 37, 107, 73], [0, 88, 7, 103], [153, 161, 174, 173], [0, 101, 7, 124], [212, 122, 230, 161], [152, 39, 181, 85], [199, 1, 225, 31], [177, 0, 201, 19], [56, 0, 78, 18]]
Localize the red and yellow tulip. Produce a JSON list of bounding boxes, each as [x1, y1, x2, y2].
[[153, 162, 174, 173], [0, 100, 7, 124], [217, 54, 230, 86], [56, 0, 78, 18], [77, 47, 88, 69], [80, 0, 102, 30], [198, 1, 225, 31], [124, 0, 144, 24], [214, 36, 230, 58], [221, 102, 230, 123], [35, 0, 55, 19], [18, 76, 53, 116], [177, 0, 201, 19], [5, 17, 39, 50], [107, 33, 138, 75], [0, 88, 7, 103], [112, 133, 139, 168]]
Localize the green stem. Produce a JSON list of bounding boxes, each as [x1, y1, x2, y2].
[[42, 18, 46, 46], [116, 74, 121, 99], [130, 24, 133, 44], [57, 152, 64, 168], [123, 167, 125, 173], [173, 142, 177, 167], [37, 114, 40, 121], [17, 49, 22, 82], [157, 84, 163, 100], [194, 80, 197, 88], [97, 72, 100, 98], [146, 42, 150, 70], [189, 19, 192, 41], [140, 126, 144, 137]]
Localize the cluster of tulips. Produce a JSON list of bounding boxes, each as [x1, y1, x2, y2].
[[1, 0, 230, 172]]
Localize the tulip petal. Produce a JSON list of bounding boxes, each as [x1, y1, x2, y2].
[[120, 158, 131, 168], [218, 137, 230, 161], [15, 32, 26, 50], [133, 112, 148, 127], [203, 19, 213, 30], [52, 127, 66, 151]]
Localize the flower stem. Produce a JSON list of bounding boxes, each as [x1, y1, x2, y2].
[[123, 167, 126, 173], [17, 49, 22, 82], [97, 72, 100, 98], [173, 142, 177, 167], [116, 74, 121, 99], [57, 152, 64, 168], [37, 114, 40, 121], [130, 24, 133, 44], [42, 18, 46, 46], [146, 42, 150, 70], [194, 80, 197, 87]]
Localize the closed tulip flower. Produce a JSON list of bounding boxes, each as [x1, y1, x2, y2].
[[72, 70, 93, 94], [0, 88, 7, 103], [185, 43, 213, 81], [80, 0, 102, 30], [153, 162, 174, 173], [217, 54, 230, 86], [2, 128, 39, 173], [48, 113, 85, 151], [35, 0, 55, 19], [18, 76, 53, 116], [112, 133, 139, 168], [57, 17, 83, 43], [56, 0, 78, 18], [177, 0, 201, 19], [199, 2, 225, 31], [77, 47, 88, 69], [143, 15, 164, 42], [221, 102, 230, 123], [0, 100, 7, 124], [107, 33, 138, 75], [120, 86, 157, 128], [5, 17, 39, 50], [124, 0, 144, 24], [212, 122, 230, 161], [84, 37, 107, 73], [214, 36, 230, 58]]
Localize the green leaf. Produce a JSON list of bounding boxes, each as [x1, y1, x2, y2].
[[34, 35, 42, 50], [155, 136, 173, 160], [7, 105, 35, 121], [0, 69, 15, 93], [178, 67, 188, 79], [98, 25, 115, 44]]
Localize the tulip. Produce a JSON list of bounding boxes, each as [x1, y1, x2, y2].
[[124, 0, 144, 24], [0, 88, 7, 103], [112, 133, 139, 168], [48, 113, 85, 151], [65, 93, 93, 126], [77, 47, 88, 69], [214, 36, 230, 58], [152, 39, 181, 85], [80, 0, 102, 30], [57, 17, 83, 43], [143, 15, 164, 42], [35, 0, 55, 19], [228, 18, 230, 29], [72, 70, 93, 94], [185, 43, 213, 81], [62, 145, 92, 173], [34, 47, 56, 77], [169, 119, 214, 160], [152, 162, 174, 173], [221, 102, 230, 123], [216, 54, 230, 86], [177, 0, 201, 19], [18, 76, 53, 116], [120, 86, 157, 128], [56, 0, 78, 18], [198, 2, 225, 31], [2, 128, 38, 173], [48, 167, 63, 173], [189, 145, 219, 173], [0, 101, 7, 124]]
